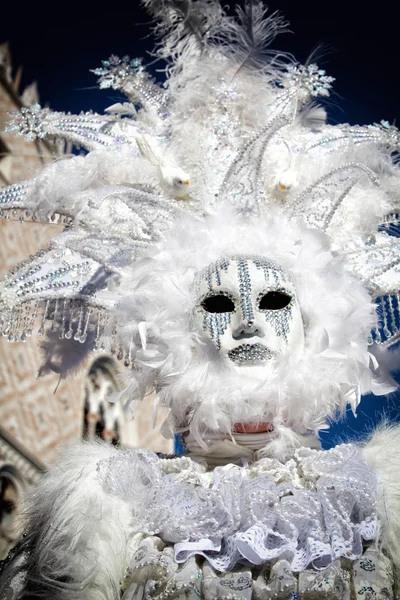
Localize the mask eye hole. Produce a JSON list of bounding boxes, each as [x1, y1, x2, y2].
[[259, 291, 292, 310], [201, 294, 235, 313]]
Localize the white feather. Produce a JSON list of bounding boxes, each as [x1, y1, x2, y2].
[[298, 104, 327, 130], [105, 102, 137, 116], [362, 426, 400, 569], [10, 442, 135, 599]]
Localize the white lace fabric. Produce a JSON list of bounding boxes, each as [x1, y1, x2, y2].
[[97, 444, 377, 573]]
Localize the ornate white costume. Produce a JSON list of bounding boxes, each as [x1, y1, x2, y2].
[[0, 0, 399, 597]]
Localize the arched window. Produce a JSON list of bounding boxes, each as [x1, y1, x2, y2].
[[0, 464, 24, 560], [83, 356, 123, 446]]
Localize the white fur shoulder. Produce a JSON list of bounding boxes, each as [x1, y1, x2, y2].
[[362, 425, 400, 570], [1, 441, 134, 600]]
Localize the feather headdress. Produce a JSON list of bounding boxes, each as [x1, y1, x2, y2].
[[1, 0, 399, 451]]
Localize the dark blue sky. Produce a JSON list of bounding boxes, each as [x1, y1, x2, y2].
[[1, 1, 399, 126], [2, 2, 400, 444]]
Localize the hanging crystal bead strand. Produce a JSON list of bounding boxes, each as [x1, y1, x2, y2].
[[1, 311, 11, 336], [127, 333, 135, 367], [12, 307, 22, 341], [110, 321, 117, 355], [2, 307, 14, 337], [79, 307, 92, 343], [26, 299, 40, 337], [65, 302, 75, 339], [392, 293, 400, 346], [38, 300, 50, 336], [9, 306, 22, 342], [373, 298, 383, 344], [93, 309, 102, 351], [7, 308, 16, 341], [99, 312, 108, 351], [59, 299, 68, 340], [124, 334, 133, 367], [20, 302, 32, 342], [382, 296, 392, 341], [388, 294, 400, 342], [73, 304, 84, 341], [51, 299, 60, 333], [93, 309, 109, 351], [396, 292, 400, 329]]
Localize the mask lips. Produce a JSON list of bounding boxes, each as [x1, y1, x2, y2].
[[228, 342, 273, 363], [233, 422, 275, 434]]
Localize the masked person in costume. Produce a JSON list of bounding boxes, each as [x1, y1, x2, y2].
[[0, 1, 400, 597]]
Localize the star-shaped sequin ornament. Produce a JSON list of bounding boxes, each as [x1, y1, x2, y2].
[[281, 63, 335, 103], [5, 104, 48, 141], [91, 55, 144, 90], [372, 120, 400, 151]]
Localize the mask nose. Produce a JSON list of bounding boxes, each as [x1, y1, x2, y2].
[[232, 320, 265, 340]]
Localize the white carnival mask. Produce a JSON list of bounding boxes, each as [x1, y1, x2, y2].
[[194, 255, 305, 366]]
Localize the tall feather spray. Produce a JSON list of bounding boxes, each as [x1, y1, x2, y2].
[[213, 0, 291, 77], [142, 0, 224, 60]]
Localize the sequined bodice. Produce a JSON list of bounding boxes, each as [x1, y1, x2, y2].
[[121, 546, 395, 599]]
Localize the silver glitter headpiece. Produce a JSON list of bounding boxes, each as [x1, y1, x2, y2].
[[0, 0, 399, 374]]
